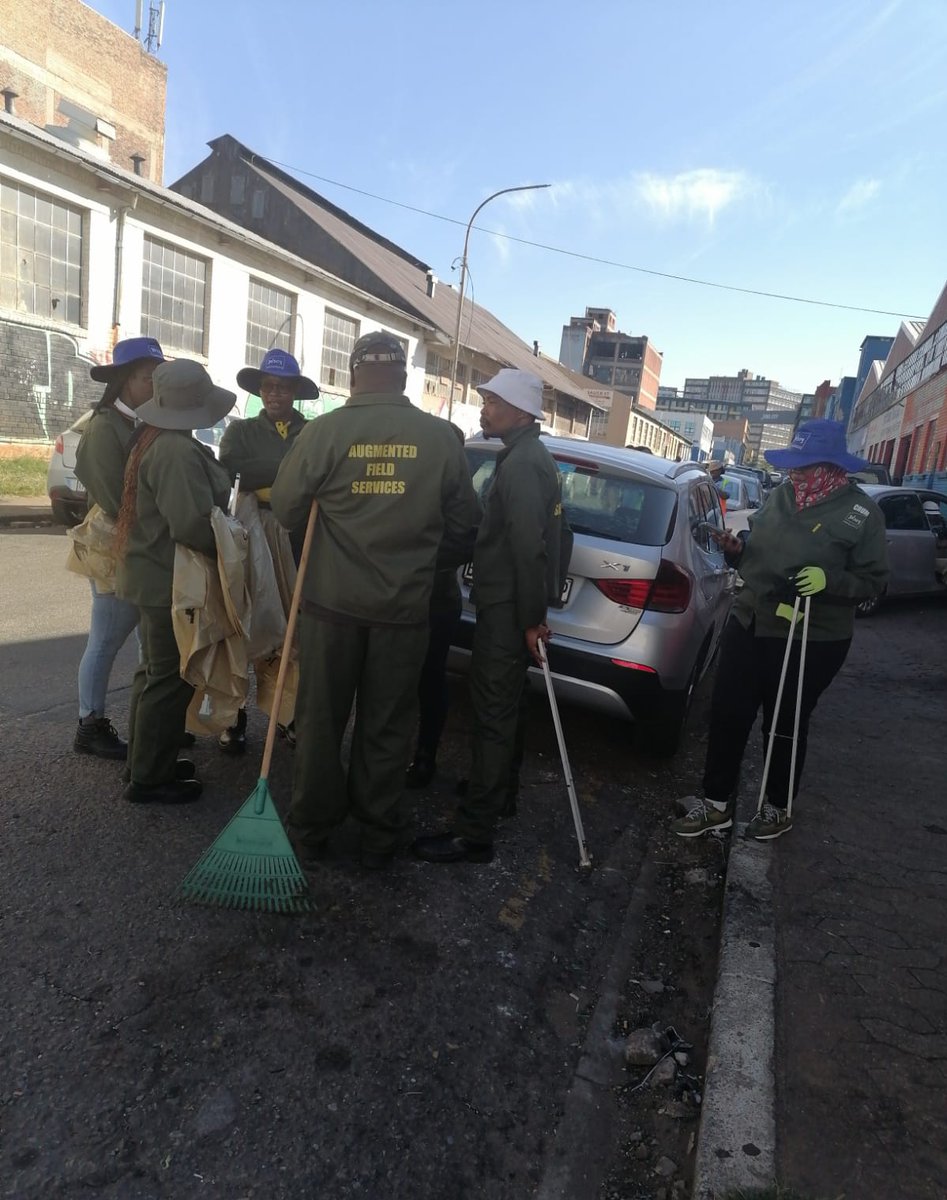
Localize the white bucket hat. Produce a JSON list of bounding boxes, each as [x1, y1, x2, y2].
[[136, 359, 237, 430], [476, 369, 544, 419]]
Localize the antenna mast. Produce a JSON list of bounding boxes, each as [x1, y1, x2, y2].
[[136, 1, 166, 53]]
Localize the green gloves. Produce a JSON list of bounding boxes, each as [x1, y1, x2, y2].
[[795, 565, 827, 596]]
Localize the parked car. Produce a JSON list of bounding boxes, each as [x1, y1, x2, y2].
[[849, 464, 893, 486], [716, 473, 755, 536], [854, 485, 947, 615], [450, 439, 737, 756], [725, 463, 772, 494], [47, 411, 234, 527], [47, 408, 93, 526]]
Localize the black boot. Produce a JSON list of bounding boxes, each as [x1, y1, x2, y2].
[[218, 707, 247, 755], [74, 717, 127, 761]]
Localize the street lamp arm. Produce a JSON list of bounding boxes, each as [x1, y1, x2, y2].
[[447, 183, 551, 422]]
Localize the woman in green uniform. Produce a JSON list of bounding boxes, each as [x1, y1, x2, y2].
[[73, 337, 165, 759], [672, 420, 889, 842], [216, 348, 318, 753], [114, 360, 235, 805]]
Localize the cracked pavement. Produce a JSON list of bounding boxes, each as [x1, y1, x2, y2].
[[774, 596, 947, 1200]]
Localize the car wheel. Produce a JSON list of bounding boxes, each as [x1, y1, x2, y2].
[[636, 657, 702, 758], [855, 593, 882, 618], [50, 498, 78, 526]]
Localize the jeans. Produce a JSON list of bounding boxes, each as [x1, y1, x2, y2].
[[77, 581, 139, 718]]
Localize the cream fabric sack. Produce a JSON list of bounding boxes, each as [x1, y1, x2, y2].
[[66, 504, 118, 593]]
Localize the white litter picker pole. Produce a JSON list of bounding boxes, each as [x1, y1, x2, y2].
[[756, 594, 810, 816], [538, 642, 591, 868]]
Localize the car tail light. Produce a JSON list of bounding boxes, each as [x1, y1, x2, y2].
[[593, 560, 692, 614], [593, 578, 653, 608], [54, 435, 64, 454], [650, 560, 692, 613], [610, 659, 657, 672]]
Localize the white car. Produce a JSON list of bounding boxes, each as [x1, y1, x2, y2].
[[717, 474, 754, 537], [47, 411, 233, 527]]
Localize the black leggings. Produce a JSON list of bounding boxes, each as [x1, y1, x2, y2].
[[703, 616, 850, 807]]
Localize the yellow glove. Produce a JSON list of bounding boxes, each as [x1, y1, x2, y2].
[[255, 487, 272, 502], [775, 602, 800, 625], [795, 566, 826, 596]]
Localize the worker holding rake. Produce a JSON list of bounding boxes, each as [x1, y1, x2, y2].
[[270, 332, 480, 870], [672, 420, 888, 842]]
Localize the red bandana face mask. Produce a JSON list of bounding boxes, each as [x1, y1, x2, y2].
[[789, 463, 850, 510]]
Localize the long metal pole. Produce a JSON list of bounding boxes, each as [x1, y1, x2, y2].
[[446, 183, 550, 422]]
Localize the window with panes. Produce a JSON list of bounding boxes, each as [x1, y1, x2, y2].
[[0, 178, 83, 323], [245, 279, 294, 364], [141, 236, 207, 354], [321, 310, 359, 389]]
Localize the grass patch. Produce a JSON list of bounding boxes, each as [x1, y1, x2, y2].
[[0, 456, 49, 497]]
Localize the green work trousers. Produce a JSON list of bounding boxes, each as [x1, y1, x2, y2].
[[127, 605, 194, 786], [290, 612, 428, 855], [457, 602, 530, 844]]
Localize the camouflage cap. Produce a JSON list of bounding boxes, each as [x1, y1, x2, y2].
[[350, 331, 408, 371]]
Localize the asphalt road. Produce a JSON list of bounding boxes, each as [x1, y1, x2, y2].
[[3, 526, 941, 1199], [1, 526, 726, 1200]]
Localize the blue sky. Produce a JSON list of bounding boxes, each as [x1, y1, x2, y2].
[[91, 0, 946, 393]]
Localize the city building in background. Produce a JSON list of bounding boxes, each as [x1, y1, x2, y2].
[[652, 408, 714, 461], [659, 369, 801, 462], [0, 0, 167, 183], [848, 284, 947, 486]]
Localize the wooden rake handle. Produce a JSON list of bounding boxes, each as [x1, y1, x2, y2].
[[259, 498, 318, 783]]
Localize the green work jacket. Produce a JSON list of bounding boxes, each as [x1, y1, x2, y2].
[[733, 480, 889, 641], [470, 423, 564, 631], [116, 431, 232, 607], [219, 409, 307, 492], [74, 405, 136, 518], [270, 392, 481, 626]]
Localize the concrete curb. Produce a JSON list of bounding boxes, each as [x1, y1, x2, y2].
[[0, 503, 55, 527], [691, 825, 777, 1199]]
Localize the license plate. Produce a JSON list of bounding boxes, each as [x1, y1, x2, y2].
[[462, 563, 573, 605]]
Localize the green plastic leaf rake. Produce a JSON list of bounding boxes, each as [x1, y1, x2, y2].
[[175, 501, 319, 915], [175, 779, 311, 913]]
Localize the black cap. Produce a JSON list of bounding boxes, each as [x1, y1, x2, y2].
[[350, 331, 407, 371]]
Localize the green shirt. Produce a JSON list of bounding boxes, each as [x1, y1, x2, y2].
[[219, 409, 307, 491], [74, 405, 136, 518], [115, 431, 232, 607], [270, 392, 481, 625], [733, 480, 889, 641], [470, 423, 564, 630]]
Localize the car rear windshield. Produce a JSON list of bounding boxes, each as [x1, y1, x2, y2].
[[466, 447, 677, 547]]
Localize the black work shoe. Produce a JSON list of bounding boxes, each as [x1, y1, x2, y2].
[[123, 778, 204, 805], [277, 721, 296, 748], [405, 753, 436, 789], [123, 759, 197, 785], [412, 833, 494, 864], [290, 837, 330, 870], [180, 731, 196, 748], [218, 708, 248, 756], [74, 718, 127, 761], [360, 849, 394, 871]]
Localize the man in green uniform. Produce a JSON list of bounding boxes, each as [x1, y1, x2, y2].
[[270, 332, 480, 869], [217, 349, 318, 753], [413, 368, 564, 864]]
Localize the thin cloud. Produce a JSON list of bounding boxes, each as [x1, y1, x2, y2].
[[635, 169, 758, 225], [837, 178, 882, 214]]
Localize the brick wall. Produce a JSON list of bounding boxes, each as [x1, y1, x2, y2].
[[0, 0, 167, 182], [0, 317, 101, 442]]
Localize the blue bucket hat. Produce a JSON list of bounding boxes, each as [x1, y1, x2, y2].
[[764, 419, 869, 472], [236, 348, 319, 400], [90, 336, 165, 381]]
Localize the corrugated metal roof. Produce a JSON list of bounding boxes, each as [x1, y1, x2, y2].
[[239, 149, 602, 407]]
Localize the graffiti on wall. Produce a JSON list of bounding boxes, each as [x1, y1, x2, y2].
[[0, 318, 106, 441]]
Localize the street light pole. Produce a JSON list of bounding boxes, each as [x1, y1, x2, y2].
[[446, 183, 551, 422]]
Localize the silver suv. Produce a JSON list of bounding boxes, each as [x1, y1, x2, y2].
[[451, 437, 737, 756]]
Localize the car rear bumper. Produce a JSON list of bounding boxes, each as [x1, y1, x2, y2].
[[449, 617, 671, 724]]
